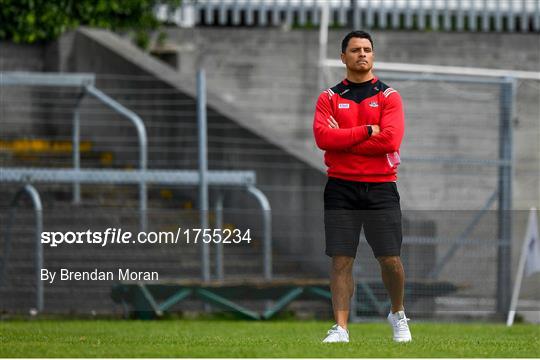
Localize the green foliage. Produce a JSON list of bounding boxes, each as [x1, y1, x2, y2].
[[0, 0, 73, 43], [0, 0, 180, 45]]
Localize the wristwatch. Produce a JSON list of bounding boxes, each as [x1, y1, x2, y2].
[[367, 125, 373, 137]]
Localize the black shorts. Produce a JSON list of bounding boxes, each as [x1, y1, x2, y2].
[[324, 177, 402, 258]]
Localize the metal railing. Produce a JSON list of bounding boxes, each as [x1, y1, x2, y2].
[[0, 184, 43, 312], [157, 0, 540, 33], [0, 167, 273, 312], [1, 72, 149, 231], [318, 61, 518, 315], [0, 71, 276, 312]]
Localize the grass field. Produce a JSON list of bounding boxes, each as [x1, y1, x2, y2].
[[0, 319, 539, 357]]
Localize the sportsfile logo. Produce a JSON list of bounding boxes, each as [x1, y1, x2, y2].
[[338, 103, 350, 109], [40, 228, 252, 247]]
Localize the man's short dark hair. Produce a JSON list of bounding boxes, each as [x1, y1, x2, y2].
[[341, 31, 374, 53]]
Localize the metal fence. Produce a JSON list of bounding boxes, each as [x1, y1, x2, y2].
[[0, 63, 538, 317], [157, 0, 540, 32], [0, 72, 274, 314], [316, 64, 538, 318]]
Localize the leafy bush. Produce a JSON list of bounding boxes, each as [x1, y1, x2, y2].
[[0, 0, 179, 46]]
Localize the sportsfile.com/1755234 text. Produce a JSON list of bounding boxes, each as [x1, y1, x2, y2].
[[40, 228, 252, 247]]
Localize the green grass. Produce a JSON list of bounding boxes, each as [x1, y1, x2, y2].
[[0, 319, 539, 357]]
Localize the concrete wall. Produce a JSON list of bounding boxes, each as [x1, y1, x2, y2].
[[165, 27, 539, 210], [0, 42, 49, 139]]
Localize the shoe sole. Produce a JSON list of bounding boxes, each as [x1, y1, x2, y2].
[[393, 338, 412, 343]]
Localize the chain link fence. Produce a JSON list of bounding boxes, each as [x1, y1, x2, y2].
[[1, 67, 538, 319]]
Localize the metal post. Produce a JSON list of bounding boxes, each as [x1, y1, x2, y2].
[[312, 1, 319, 25], [72, 91, 85, 204], [468, 0, 477, 32], [272, 0, 280, 26], [429, 190, 498, 278], [215, 193, 224, 280], [496, 77, 515, 316], [246, 1, 254, 26], [285, 0, 293, 27], [535, 0, 540, 32], [520, 0, 528, 33], [392, 0, 400, 29], [506, 0, 514, 32], [404, 0, 413, 29], [482, 0, 490, 32], [318, 1, 329, 90], [218, 1, 227, 25], [456, 0, 464, 31], [506, 208, 537, 326], [2, 185, 44, 312], [418, 0, 425, 30], [367, 0, 374, 28], [431, 0, 439, 31], [197, 69, 210, 282], [259, 2, 267, 26], [443, 0, 451, 31], [299, 0, 306, 26], [29, 185, 44, 313], [247, 185, 272, 280], [495, 0, 502, 32], [379, 0, 387, 29], [85, 85, 148, 232]]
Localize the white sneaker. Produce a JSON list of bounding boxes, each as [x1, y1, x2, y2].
[[387, 310, 412, 343], [322, 324, 349, 343]]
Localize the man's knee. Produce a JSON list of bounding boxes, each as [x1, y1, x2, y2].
[[332, 255, 354, 274], [377, 255, 402, 271]]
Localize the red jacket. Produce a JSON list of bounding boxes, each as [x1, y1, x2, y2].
[[313, 77, 405, 182]]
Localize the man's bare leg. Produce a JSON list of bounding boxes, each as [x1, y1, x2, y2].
[[331, 255, 355, 329], [377, 255, 405, 313]]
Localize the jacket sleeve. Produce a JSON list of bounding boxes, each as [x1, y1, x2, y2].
[[313, 92, 370, 151], [348, 91, 405, 155]]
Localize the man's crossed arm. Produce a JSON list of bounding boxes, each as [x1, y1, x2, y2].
[[312, 91, 404, 156], [326, 116, 396, 156]]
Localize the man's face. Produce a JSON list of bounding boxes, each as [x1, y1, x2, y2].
[[340, 37, 374, 73]]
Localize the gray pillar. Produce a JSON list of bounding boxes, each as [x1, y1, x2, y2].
[[247, 185, 272, 280], [72, 92, 85, 204], [197, 69, 210, 282], [215, 193, 224, 280], [4, 185, 44, 312], [496, 78, 515, 316], [350, 0, 359, 29]]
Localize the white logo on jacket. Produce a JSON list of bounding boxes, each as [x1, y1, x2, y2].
[[324, 88, 335, 100], [338, 103, 350, 109], [369, 101, 379, 108], [383, 87, 397, 98]]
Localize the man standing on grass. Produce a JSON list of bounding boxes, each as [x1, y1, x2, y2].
[[313, 30, 411, 343]]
